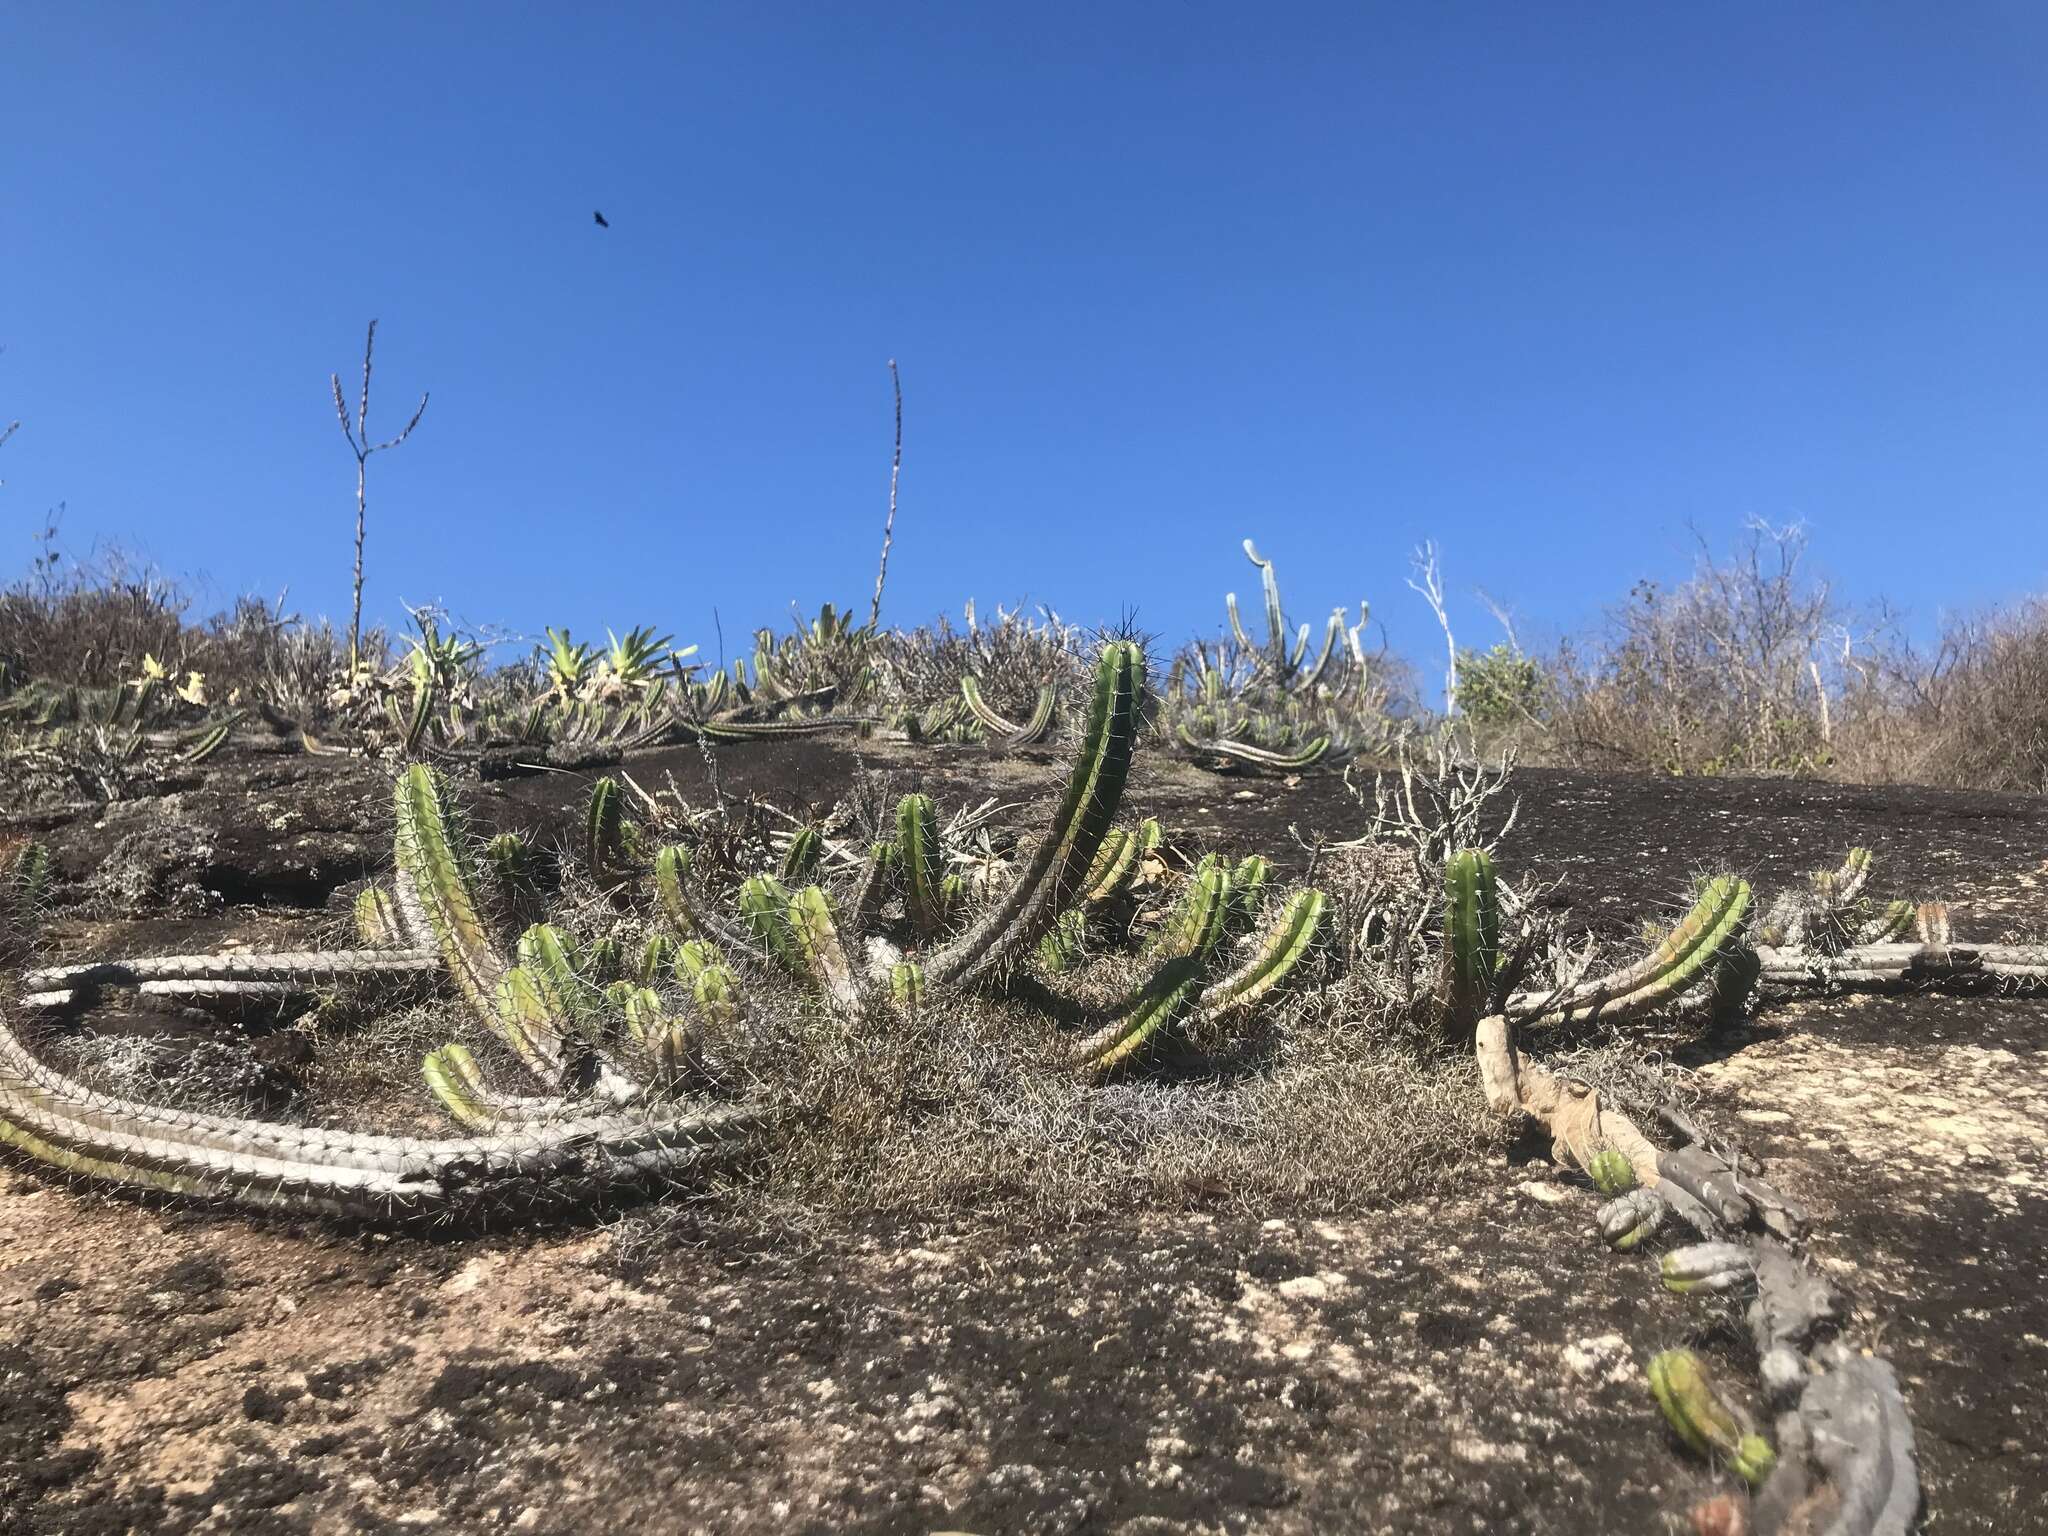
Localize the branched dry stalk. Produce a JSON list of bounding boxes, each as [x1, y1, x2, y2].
[[1407, 539, 1458, 714], [866, 359, 903, 632], [330, 320, 429, 677]]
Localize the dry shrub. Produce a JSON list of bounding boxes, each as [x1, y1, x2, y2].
[[879, 603, 1092, 719], [1539, 522, 1843, 777]]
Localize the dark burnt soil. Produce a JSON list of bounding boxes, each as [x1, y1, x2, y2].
[[4, 737, 2046, 1534]]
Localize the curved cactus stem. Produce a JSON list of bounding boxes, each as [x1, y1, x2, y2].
[[1068, 954, 1206, 1076], [926, 642, 1145, 992], [1647, 1349, 1777, 1488], [1190, 888, 1326, 1021], [1756, 939, 2048, 989], [653, 845, 763, 960], [1080, 826, 1139, 906], [1006, 686, 1057, 747], [1854, 899, 1915, 946], [958, 676, 1019, 738], [1511, 877, 1753, 1027], [180, 720, 234, 764], [393, 763, 508, 1027], [694, 716, 878, 743], [898, 794, 948, 939], [1175, 727, 1331, 775], [788, 885, 861, 1012], [1474, 1013, 1665, 1186], [0, 1001, 759, 1219], [24, 949, 438, 995], [850, 840, 900, 931]]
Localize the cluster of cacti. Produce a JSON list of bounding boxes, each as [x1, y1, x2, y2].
[[1420, 827, 1921, 1526], [1, 643, 1337, 1218], [1751, 846, 2046, 992], [641, 645, 1326, 1069], [1164, 539, 1389, 776]]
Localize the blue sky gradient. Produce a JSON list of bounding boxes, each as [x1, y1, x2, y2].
[[3, 4, 2043, 668]]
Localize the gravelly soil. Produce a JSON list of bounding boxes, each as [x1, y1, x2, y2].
[[3, 737, 2043, 1534]]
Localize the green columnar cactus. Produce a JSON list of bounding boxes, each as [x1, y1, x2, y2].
[[1227, 855, 1271, 930], [393, 763, 507, 1026], [889, 962, 924, 1014], [1161, 857, 1235, 957], [9, 843, 50, 913], [586, 777, 629, 884], [1189, 888, 1327, 1019], [1512, 876, 1754, 1028], [353, 887, 404, 948], [740, 875, 802, 969], [898, 794, 948, 938], [1857, 899, 1915, 945], [1443, 848, 1501, 1029], [1037, 908, 1090, 972], [486, 832, 538, 897], [691, 962, 739, 1027], [927, 641, 1145, 991], [180, 719, 234, 764], [787, 884, 860, 1011], [1645, 1350, 1776, 1488], [780, 827, 825, 882], [1080, 827, 1139, 905], [1071, 862, 1233, 1075], [636, 934, 677, 986]]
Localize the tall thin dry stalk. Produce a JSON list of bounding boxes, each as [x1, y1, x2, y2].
[[331, 320, 428, 674], [866, 359, 903, 633]]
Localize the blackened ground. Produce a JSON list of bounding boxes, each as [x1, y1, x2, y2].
[[3, 736, 2044, 1534]]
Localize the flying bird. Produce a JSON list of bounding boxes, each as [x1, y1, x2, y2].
[[593, 210, 609, 229]]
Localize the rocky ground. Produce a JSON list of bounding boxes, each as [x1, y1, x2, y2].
[[1, 739, 2042, 1534]]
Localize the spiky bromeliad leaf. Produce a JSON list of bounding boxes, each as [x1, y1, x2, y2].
[[926, 641, 1146, 992], [1512, 876, 1754, 1028], [897, 793, 948, 938], [1443, 848, 1500, 1029]]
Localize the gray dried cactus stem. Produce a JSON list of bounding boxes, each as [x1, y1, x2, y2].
[[0, 1004, 757, 1218], [20, 947, 438, 1011]]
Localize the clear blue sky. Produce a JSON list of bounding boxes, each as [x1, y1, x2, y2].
[[3, 4, 2043, 669]]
